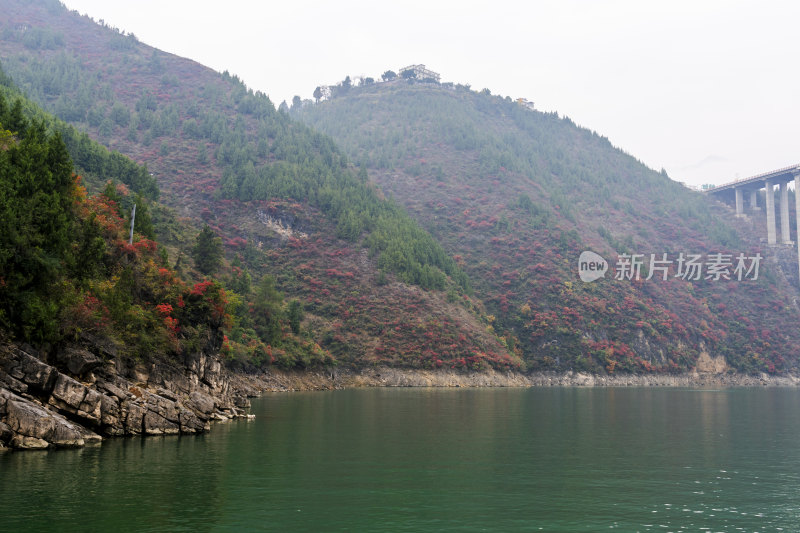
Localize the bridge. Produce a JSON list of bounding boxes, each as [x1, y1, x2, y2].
[[705, 164, 800, 279]]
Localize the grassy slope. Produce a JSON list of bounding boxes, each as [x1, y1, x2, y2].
[[297, 81, 800, 374]]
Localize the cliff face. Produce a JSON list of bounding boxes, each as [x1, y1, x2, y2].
[[0, 339, 253, 450]]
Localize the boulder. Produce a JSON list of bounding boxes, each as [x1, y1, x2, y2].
[[0, 420, 12, 443], [2, 348, 58, 393], [233, 395, 251, 409], [144, 392, 180, 424], [10, 435, 49, 450], [143, 410, 180, 435], [78, 426, 103, 444], [56, 346, 103, 377], [188, 391, 215, 415], [48, 373, 103, 424], [178, 408, 206, 433], [156, 388, 177, 402], [123, 401, 146, 434], [0, 370, 27, 395], [96, 380, 130, 401], [3, 392, 86, 447], [99, 394, 121, 430]]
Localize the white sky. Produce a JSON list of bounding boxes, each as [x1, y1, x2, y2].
[[59, 0, 799, 187]]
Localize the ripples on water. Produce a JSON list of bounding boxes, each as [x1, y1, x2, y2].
[[2, 387, 799, 532]]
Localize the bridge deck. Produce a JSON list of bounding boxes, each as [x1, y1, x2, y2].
[[708, 164, 800, 193]]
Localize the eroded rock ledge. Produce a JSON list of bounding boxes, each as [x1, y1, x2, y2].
[[0, 343, 252, 451]]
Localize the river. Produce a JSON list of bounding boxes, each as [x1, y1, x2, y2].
[[2, 387, 799, 531]]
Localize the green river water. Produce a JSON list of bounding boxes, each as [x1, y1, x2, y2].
[[2, 387, 799, 532]]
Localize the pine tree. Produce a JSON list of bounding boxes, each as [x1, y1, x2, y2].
[[191, 224, 223, 275], [252, 275, 283, 344], [0, 119, 76, 341], [287, 299, 303, 335]]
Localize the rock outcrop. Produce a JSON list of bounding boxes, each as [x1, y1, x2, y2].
[[0, 341, 251, 450]]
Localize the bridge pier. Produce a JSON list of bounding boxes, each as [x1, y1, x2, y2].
[[765, 179, 776, 245], [796, 173, 800, 281], [750, 190, 759, 210], [781, 181, 792, 244], [707, 165, 800, 278], [735, 187, 744, 216]]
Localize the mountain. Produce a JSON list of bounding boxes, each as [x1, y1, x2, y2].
[[1, 0, 797, 377], [0, 0, 514, 371], [295, 77, 800, 374]]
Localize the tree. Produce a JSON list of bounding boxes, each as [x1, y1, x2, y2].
[[129, 193, 155, 239], [252, 275, 283, 344], [110, 102, 130, 127], [0, 120, 76, 341], [363, 77, 375, 85], [6, 99, 27, 135], [401, 69, 416, 80], [287, 299, 303, 334], [313, 86, 323, 103], [291, 95, 302, 110], [381, 70, 397, 81], [192, 224, 223, 275]]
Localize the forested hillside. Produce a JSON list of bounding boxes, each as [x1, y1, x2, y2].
[[297, 79, 800, 374], [0, 68, 232, 360], [0, 0, 514, 371]]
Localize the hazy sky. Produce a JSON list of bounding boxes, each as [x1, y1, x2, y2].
[[60, 0, 799, 187]]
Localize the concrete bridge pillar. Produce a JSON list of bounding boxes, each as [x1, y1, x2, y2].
[[750, 189, 759, 210], [735, 187, 744, 216], [795, 173, 800, 280], [781, 181, 792, 244], [765, 179, 776, 245]]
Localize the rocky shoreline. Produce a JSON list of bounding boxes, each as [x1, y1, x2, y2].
[[0, 342, 254, 451], [3, 341, 799, 451], [254, 366, 800, 391]]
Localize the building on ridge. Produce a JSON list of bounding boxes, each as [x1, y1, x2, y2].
[[397, 64, 441, 83]]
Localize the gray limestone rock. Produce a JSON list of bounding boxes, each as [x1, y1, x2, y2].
[[1, 338, 251, 451], [123, 401, 146, 435], [0, 420, 12, 443], [48, 373, 103, 424], [56, 346, 103, 377], [188, 391, 215, 415], [143, 410, 180, 435], [10, 435, 49, 449], [0, 369, 27, 395], [2, 391, 90, 448], [2, 348, 58, 393]]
